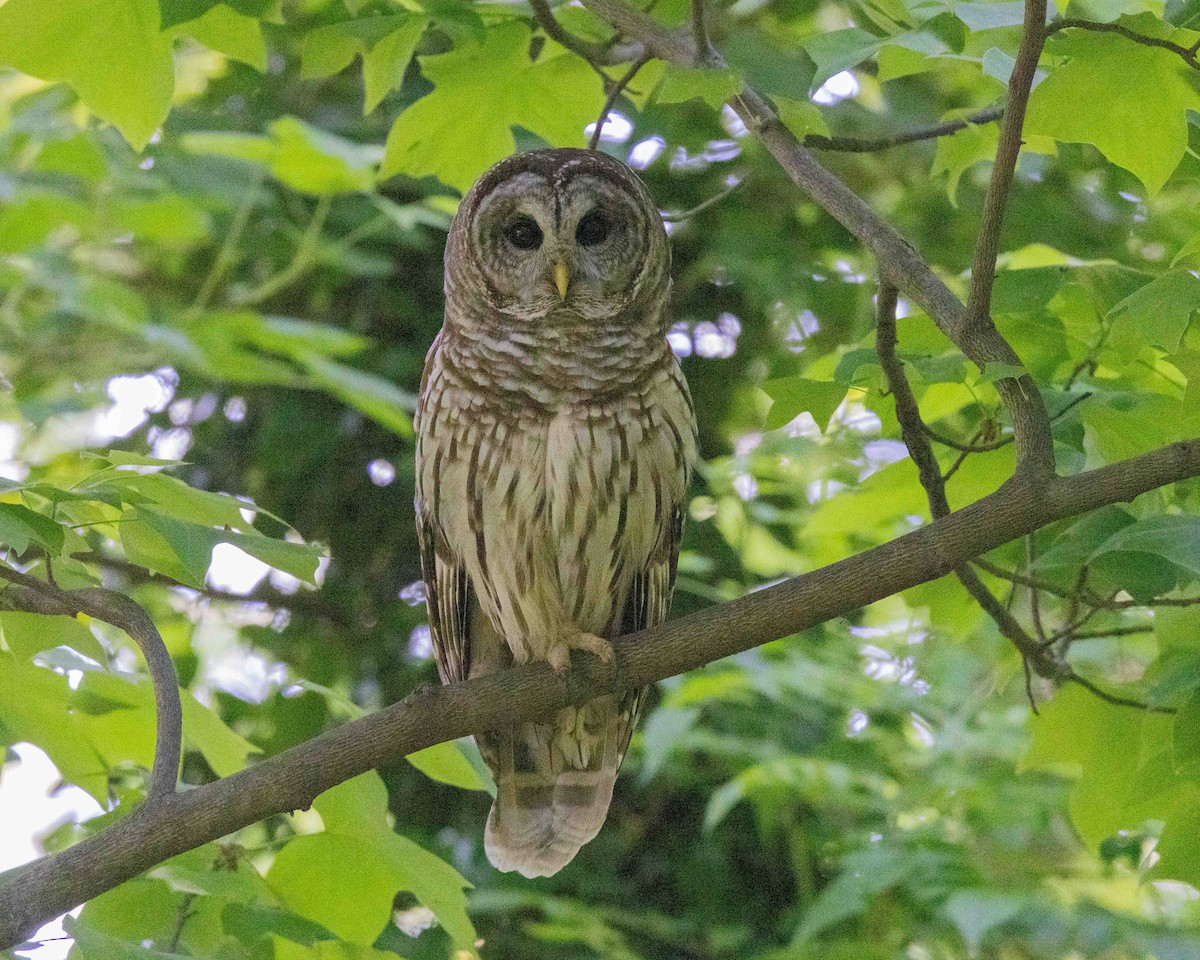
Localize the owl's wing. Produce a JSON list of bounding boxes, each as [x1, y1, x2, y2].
[[417, 511, 472, 685]]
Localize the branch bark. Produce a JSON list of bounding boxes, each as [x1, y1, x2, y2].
[[874, 283, 1058, 681], [577, 0, 1054, 477], [0, 567, 181, 799], [805, 105, 1003, 153], [2, 437, 1198, 949]]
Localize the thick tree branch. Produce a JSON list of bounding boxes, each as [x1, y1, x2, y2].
[[2, 438, 1198, 948], [0, 567, 181, 799], [804, 105, 1003, 153], [578, 0, 1054, 476]]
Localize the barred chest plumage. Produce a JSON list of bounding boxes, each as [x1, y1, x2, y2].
[[415, 329, 695, 664]]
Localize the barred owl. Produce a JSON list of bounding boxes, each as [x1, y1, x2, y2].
[[415, 148, 696, 877]]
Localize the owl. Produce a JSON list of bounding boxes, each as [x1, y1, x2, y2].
[[415, 148, 697, 877]]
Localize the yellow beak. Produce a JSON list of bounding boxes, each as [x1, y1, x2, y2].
[[553, 260, 570, 300]]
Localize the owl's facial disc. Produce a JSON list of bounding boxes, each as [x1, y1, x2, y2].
[[463, 158, 665, 323]]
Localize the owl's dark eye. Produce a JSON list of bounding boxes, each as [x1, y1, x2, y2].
[[504, 216, 543, 250], [576, 209, 610, 247]]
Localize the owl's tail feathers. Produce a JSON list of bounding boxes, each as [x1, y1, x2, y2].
[[484, 766, 619, 878], [479, 702, 633, 878]]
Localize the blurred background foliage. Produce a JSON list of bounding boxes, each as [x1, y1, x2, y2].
[[2, 0, 1200, 956]]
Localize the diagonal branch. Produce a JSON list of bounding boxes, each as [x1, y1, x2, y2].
[[805, 105, 1004, 153], [1045, 17, 1200, 69], [0, 566, 181, 799], [578, 0, 1055, 477], [528, 0, 643, 68], [874, 283, 1058, 681], [1, 436, 1198, 949], [963, 0, 1055, 476]]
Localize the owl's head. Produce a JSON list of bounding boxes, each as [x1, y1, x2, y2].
[[445, 148, 670, 330]]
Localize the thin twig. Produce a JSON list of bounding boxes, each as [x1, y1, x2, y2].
[[1045, 17, 1200, 70], [1070, 674, 1173, 712], [805, 106, 1003, 153], [1058, 625, 1155, 641], [926, 391, 1092, 454], [973, 558, 1200, 609], [1026, 536, 1047, 642], [232, 194, 333, 307], [190, 167, 266, 314], [167, 894, 196, 952], [0, 566, 181, 798], [589, 54, 650, 150], [661, 179, 743, 222], [942, 428, 982, 481], [874, 281, 1060, 689]]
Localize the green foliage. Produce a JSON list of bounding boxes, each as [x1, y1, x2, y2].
[[1, 0, 1200, 956]]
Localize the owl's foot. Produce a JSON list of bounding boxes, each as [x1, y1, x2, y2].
[[546, 631, 614, 678]]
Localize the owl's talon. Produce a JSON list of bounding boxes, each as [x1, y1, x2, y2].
[[546, 631, 613, 678]]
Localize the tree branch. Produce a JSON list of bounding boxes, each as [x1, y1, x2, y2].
[[804, 105, 1003, 153], [2, 437, 1198, 948], [528, 0, 643, 67], [974, 559, 1200, 609], [1045, 17, 1200, 69], [577, 0, 1054, 476], [963, 0, 1054, 477], [588, 54, 650, 151], [874, 283, 1058, 681], [0, 566, 181, 800], [923, 391, 1091, 454]]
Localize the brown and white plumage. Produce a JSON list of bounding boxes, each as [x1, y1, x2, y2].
[[415, 148, 696, 877]]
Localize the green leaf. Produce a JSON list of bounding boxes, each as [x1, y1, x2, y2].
[[1107, 269, 1200, 355], [406, 738, 492, 792], [803, 28, 884, 90], [0, 501, 65, 555], [1173, 689, 1200, 778], [774, 97, 831, 140], [181, 692, 260, 776], [1026, 33, 1200, 194], [301, 14, 429, 113], [0, 611, 106, 663], [275, 938, 409, 960], [943, 890, 1026, 953], [183, 119, 382, 195], [120, 506, 322, 589], [953, 0, 1027, 29], [1023, 684, 1175, 844], [171, 4, 267, 70], [297, 354, 417, 437], [267, 773, 475, 946], [931, 119, 1000, 205], [654, 66, 743, 109], [0, 654, 109, 801], [361, 16, 428, 113], [0, 0, 174, 150], [761, 377, 848, 431], [160, 0, 278, 28], [1089, 514, 1200, 583], [380, 24, 605, 192]]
